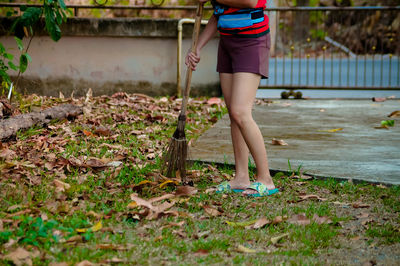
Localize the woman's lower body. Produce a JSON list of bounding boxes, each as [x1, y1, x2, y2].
[[217, 33, 276, 194]]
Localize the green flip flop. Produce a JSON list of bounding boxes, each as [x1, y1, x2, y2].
[[215, 181, 245, 193], [244, 182, 279, 197]]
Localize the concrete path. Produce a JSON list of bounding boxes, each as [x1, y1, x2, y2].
[[189, 99, 400, 185]]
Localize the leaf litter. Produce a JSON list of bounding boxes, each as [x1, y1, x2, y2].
[[1, 92, 399, 264]]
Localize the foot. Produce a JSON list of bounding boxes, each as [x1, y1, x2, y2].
[[228, 177, 251, 191], [242, 176, 275, 196]]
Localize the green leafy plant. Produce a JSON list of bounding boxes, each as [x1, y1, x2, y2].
[[0, 0, 69, 95]]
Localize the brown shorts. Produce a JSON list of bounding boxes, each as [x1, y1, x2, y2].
[[217, 33, 270, 79]]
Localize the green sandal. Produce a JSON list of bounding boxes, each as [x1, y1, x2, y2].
[[216, 181, 245, 193], [244, 182, 279, 197]]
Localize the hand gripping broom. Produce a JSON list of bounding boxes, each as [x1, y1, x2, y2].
[[162, 3, 204, 184]]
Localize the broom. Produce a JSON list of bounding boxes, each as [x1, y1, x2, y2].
[[162, 2, 204, 184]]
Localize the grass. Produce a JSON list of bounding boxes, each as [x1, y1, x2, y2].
[[0, 94, 399, 264]]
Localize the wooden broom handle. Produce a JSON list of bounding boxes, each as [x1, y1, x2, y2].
[[180, 2, 204, 116]]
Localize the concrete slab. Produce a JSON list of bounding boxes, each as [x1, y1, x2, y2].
[[189, 99, 400, 185]]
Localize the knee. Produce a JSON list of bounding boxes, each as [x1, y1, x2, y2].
[[229, 108, 252, 128]]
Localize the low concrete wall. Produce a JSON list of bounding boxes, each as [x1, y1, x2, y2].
[[0, 17, 221, 97]]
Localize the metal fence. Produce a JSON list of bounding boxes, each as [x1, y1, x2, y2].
[[263, 6, 399, 90], [1, 3, 399, 90]]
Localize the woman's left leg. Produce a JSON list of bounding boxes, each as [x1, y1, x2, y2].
[[228, 72, 275, 192]]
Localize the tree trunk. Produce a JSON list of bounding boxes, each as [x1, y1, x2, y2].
[[0, 104, 83, 141]]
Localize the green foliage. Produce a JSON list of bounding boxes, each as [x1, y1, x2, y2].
[[0, 0, 68, 92]]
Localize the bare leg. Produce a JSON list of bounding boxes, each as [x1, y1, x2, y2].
[[227, 72, 275, 192], [220, 73, 251, 190]]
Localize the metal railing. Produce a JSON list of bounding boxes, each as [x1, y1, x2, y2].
[[262, 6, 399, 89], [1, 3, 399, 89]]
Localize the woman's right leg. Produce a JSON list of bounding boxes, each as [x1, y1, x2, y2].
[[220, 73, 251, 190]]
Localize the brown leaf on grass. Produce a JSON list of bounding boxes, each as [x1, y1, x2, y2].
[[388, 110, 400, 118], [0, 219, 3, 231], [298, 194, 327, 202], [7, 204, 24, 212], [96, 244, 127, 250], [356, 212, 370, 219], [87, 210, 102, 219], [312, 214, 332, 225], [148, 193, 175, 204], [352, 202, 370, 208], [129, 194, 176, 220], [287, 213, 310, 226], [2, 247, 39, 266], [82, 129, 93, 137], [101, 257, 124, 264], [93, 126, 111, 136], [160, 221, 185, 230], [6, 209, 31, 218], [271, 138, 288, 146], [205, 187, 216, 193], [0, 149, 17, 160], [203, 205, 222, 217], [65, 235, 83, 244], [49, 262, 69, 266], [272, 215, 286, 224], [53, 179, 71, 192], [252, 217, 271, 229], [84, 158, 107, 169], [290, 174, 313, 180], [194, 249, 209, 256], [175, 186, 198, 196], [130, 194, 155, 211], [76, 260, 95, 266], [350, 236, 361, 241]]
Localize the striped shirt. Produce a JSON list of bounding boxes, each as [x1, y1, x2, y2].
[[212, 0, 269, 38]]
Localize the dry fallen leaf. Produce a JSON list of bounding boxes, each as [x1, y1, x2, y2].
[[53, 179, 71, 192], [175, 186, 198, 196], [65, 235, 83, 244], [271, 233, 289, 245], [2, 247, 39, 266], [356, 212, 370, 219], [388, 110, 400, 118], [252, 217, 271, 229], [226, 220, 257, 228], [271, 138, 288, 146], [287, 213, 310, 226], [96, 244, 127, 250], [312, 214, 332, 225], [194, 249, 209, 256], [49, 262, 69, 266], [272, 215, 286, 224], [237, 245, 257, 253], [203, 205, 222, 217], [76, 260, 95, 266], [352, 202, 370, 208], [0, 148, 17, 160], [102, 257, 124, 263], [298, 194, 327, 202], [76, 221, 102, 233]]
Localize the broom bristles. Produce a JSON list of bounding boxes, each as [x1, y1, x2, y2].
[[162, 118, 188, 182]]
